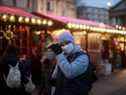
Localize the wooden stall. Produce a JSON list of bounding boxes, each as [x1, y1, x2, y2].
[[0, 5, 54, 57], [32, 12, 126, 66]]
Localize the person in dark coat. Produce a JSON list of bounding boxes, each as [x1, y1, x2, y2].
[[31, 47, 42, 95], [2, 44, 31, 95]]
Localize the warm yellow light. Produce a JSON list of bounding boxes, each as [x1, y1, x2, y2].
[[9, 15, 15, 22], [67, 23, 72, 28], [71, 23, 76, 28], [82, 25, 86, 29], [25, 17, 30, 23], [18, 16, 23, 22], [76, 24, 80, 29], [34, 31, 41, 35], [122, 27, 125, 31], [37, 19, 42, 25], [91, 27, 95, 31], [124, 32, 126, 35], [47, 20, 53, 26], [86, 26, 90, 29], [42, 19, 47, 24], [116, 25, 119, 29], [119, 26, 122, 30], [79, 25, 83, 29], [106, 29, 110, 33], [2, 14, 8, 20], [31, 18, 36, 24]]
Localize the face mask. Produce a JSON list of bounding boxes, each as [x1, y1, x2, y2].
[[62, 43, 74, 54]]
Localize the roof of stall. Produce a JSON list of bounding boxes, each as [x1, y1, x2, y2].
[[33, 12, 66, 30], [0, 6, 57, 30], [0, 5, 38, 18], [33, 12, 113, 29]]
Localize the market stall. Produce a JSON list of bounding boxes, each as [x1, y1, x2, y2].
[[32, 12, 126, 66], [0, 5, 54, 57]]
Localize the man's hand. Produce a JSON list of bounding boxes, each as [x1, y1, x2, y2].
[[48, 43, 62, 55]]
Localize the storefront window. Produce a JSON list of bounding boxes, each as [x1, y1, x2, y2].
[[47, 0, 53, 12]]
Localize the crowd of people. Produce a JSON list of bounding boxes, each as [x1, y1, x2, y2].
[[0, 30, 97, 95]]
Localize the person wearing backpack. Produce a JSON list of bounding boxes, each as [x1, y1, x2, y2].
[[48, 30, 97, 95], [3, 45, 31, 95]]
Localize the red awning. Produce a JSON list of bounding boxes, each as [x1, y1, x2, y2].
[[33, 12, 113, 29], [0, 5, 37, 18]]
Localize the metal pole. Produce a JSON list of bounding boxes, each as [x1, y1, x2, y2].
[[85, 30, 88, 52], [124, 34, 126, 53]]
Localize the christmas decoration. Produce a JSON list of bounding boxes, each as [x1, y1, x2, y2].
[[0, 13, 54, 26], [4, 30, 14, 40]]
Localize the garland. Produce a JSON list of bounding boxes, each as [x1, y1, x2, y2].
[[4, 30, 14, 40]]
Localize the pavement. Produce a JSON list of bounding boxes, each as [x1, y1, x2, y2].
[[91, 69, 126, 95], [32, 69, 126, 95]]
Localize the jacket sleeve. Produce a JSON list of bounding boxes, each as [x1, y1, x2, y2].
[[56, 53, 89, 79], [52, 65, 58, 78]]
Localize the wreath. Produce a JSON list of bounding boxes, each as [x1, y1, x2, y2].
[[4, 30, 14, 40]]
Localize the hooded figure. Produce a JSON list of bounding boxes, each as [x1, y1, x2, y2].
[[49, 30, 90, 95]]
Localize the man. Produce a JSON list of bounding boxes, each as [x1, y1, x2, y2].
[[48, 30, 91, 95]]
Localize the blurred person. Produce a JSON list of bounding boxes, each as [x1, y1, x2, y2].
[[115, 50, 122, 69], [30, 46, 42, 95], [2, 44, 31, 95], [40, 48, 57, 95], [48, 30, 96, 95]]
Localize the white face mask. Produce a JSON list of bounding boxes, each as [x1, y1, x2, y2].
[[62, 43, 74, 54]]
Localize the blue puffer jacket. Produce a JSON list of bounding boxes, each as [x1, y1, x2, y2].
[[52, 45, 91, 95]]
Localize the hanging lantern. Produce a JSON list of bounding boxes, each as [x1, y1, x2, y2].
[[71, 23, 76, 29], [18, 16, 24, 23], [2, 14, 8, 21], [34, 31, 41, 35], [67, 23, 72, 28], [9, 15, 15, 22], [42, 19, 47, 25], [79, 24, 83, 29], [37, 19, 42, 25], [47, 20, 53, 26], [82, 25, 86, 30], [25, 17, 30, 23], [118, 26, 122, 30], [31, 18, 36, 24], [86, 26, 90, 30], [75, 24, 80, 29]]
